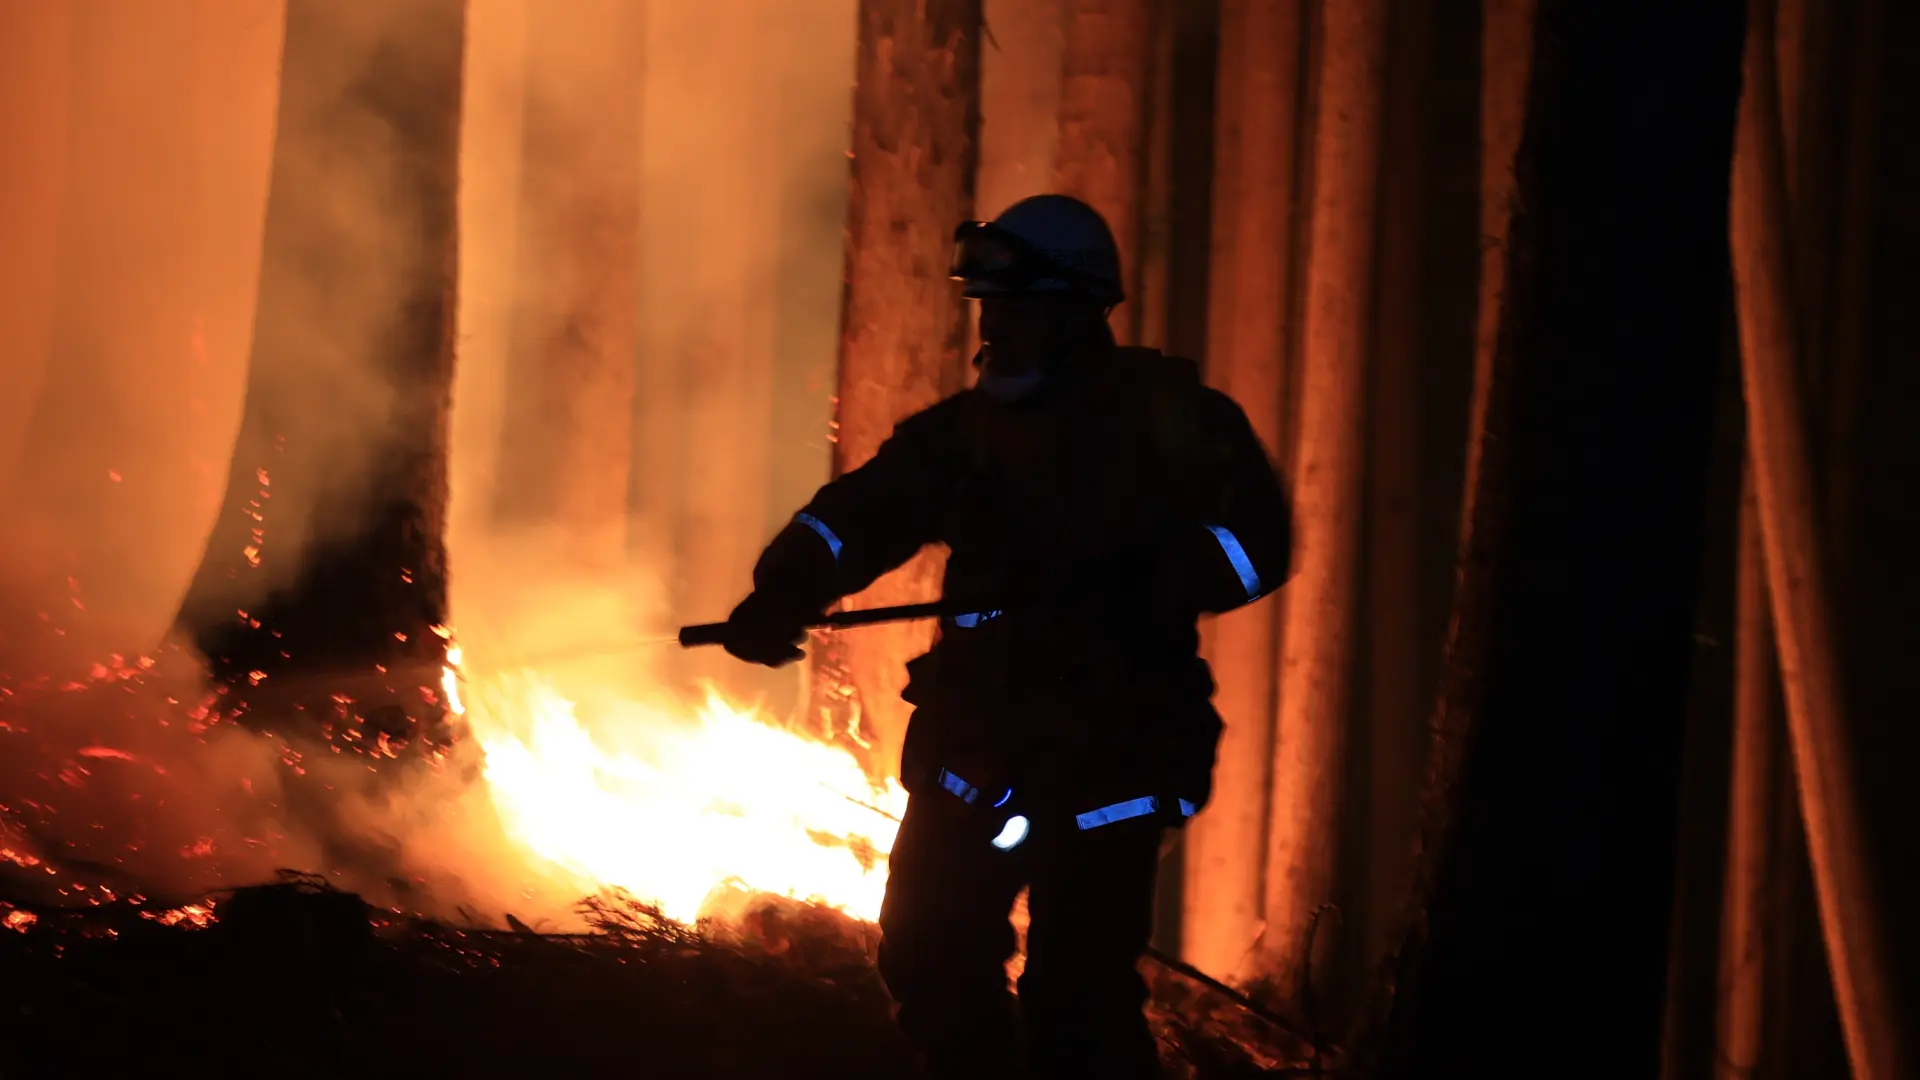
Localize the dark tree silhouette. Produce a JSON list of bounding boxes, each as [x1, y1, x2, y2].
[[174, 0, 466, 751], [1366, 0, 1747, 1072]]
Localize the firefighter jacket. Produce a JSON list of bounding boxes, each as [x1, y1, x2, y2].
[[751, 346, 1292, 817]]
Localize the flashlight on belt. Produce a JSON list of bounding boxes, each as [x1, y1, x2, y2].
[[934, 767, 1030, 852]]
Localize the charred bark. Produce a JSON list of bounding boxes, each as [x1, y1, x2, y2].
[[1366, 0, 1746, 1072], [1259, 0, 1388, 1013], [491, 0, 644, 573], [1183, 0, 1308, 983], [819, 0, 981, 778], [1052, 0, 1155, 343], [1731, 0, 1907, 1074], [174, 0, 467, 750]]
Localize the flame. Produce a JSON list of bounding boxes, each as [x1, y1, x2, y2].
[[144, 902, 215, 929], [465, 672, 905, 925], [441, 644, 466, 718], [2, 908, 36, 933]]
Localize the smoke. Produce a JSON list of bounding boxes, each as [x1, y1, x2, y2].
[[453, 0, 856, 713], [0, 0, 281, 658], [1, 0, 869, 929]]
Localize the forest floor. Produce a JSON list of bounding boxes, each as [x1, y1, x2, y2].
[[0, 877, 1317, 1079]]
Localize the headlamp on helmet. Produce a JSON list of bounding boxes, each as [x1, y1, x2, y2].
[[949, 221, 1121, 302]]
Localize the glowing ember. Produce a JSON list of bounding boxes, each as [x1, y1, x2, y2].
[[144, 902, 215, 929], [468, 675, 905, 924], [2, 908, 36, 933]]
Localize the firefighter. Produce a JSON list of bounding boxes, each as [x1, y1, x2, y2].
[[719, 194, 1292, 1079]]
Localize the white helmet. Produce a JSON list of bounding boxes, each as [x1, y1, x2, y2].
[[949, 194, 1124, 304]]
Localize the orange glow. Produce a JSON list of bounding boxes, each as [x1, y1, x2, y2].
[[461, 663, 905, 925]]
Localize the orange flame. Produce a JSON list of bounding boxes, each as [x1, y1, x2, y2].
[[463, 667, 905, 925]]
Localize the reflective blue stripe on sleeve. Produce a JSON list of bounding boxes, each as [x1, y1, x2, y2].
[[952, 610, 1003, 628], [938, 768, 980, 805], [1205, 524, 1263, 602], [1076, 795, 1161, 830], [1178, 798, 1197, 817], [795, 513, 844, 560]]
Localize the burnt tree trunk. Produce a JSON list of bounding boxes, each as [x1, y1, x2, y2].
[[491, 0, 644, 573], [1052, 0, 1155, 343], [1260, 0, 1388, 1012], [1730, 0, 1907, 1074], [175, 0, 467, 751], [1184, 0, 1308, 983], [816, 0, 981, 777], [1368, 0, 1746, 1072]]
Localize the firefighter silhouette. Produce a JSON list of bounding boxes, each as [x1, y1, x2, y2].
[[720, 194, 1293, 1080]]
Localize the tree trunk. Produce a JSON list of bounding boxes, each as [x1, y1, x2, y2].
[[819, 0, 980, 777], [491, 0, 644, 574], [1182, 0, 1307, 983], [1260, 0, 1388, 1010], [1352, 0, 1531, 1052], [1138, 0, 1222, 960], [1467, 0, 1533, 480], [1052, 0, 1155, 343], [1354, 0, 1440, 1015], [1132, 0, 1176, 353], [1715, 471, 1782, 1078], [1730, 0, 1907, 1075], [1370, 0, 1746, 1071], [1657, 335, 1747, 1080], [175, 0, 467, 751]]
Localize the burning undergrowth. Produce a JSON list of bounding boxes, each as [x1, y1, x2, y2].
[[0, 579, 1308, 1077], [0, 876, 919, 1079], [0, 584, 904, 931]]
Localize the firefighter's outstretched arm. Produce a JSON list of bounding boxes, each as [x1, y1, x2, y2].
[[1174, 389, 1293, 615], [720, 409, 951, 667]]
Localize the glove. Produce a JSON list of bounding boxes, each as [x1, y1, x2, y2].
[[720, 590, 814, 668]]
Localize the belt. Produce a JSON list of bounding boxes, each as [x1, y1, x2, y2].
[[934, 766, 1198, 851]]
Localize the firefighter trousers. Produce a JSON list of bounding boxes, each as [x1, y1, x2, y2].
[[876, 788, 1165, 1080]]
